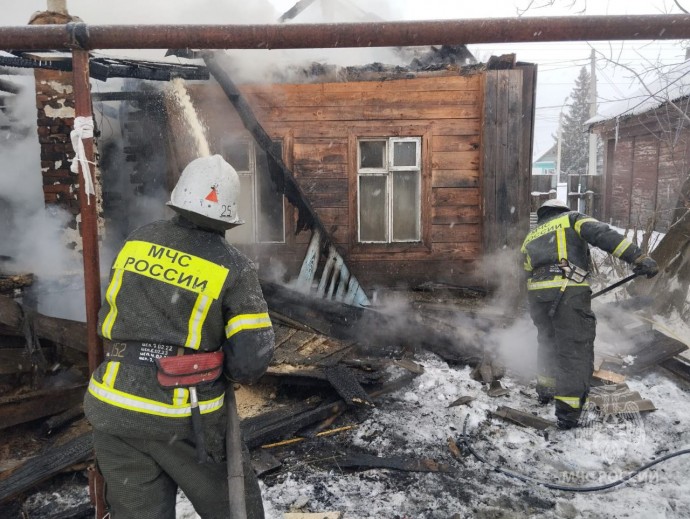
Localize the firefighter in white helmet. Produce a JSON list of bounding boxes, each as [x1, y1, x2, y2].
[[521, 199, 658, 430], [84, 155, 274, 518]]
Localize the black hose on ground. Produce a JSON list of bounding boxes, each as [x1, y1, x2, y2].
[[460, 414, 690, 492]]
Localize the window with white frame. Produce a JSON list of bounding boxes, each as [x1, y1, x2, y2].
[[357, 137, 421, 243], [223, 139, 285, 244]]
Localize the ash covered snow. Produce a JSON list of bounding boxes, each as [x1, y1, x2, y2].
[[174, 346, 690, 519]]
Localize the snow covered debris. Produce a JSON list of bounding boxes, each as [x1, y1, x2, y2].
[[175, 352, 690, 519]]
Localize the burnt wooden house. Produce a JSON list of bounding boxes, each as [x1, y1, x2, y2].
[[3, 43, 536, 299], [161, 55, 537, 293], [588, 60, 690, 233]]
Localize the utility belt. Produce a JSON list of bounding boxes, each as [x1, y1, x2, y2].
[[530, 264, 564, 281], [528, 261, 590, 291], [104, 340, 191, 365]]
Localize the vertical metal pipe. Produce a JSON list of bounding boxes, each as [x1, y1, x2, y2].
[[72, 48, 102, 374], [72, 48, 107, 519]]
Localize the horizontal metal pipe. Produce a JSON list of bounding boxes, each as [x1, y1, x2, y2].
[[0, 15, 689, 51]]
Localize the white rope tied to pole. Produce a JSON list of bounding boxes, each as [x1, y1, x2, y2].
[[70, 115, 96, 204]]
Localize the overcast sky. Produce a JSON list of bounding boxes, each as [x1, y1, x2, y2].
[[2, 0, 688, 157]]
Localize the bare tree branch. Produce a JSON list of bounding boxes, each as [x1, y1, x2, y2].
[[591, 46, 690, 126], [674, 0, 690, 14]]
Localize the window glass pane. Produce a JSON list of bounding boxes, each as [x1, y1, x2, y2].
[[359, 175, 387, 242], [392, 141, 417, 167], [359, 140, 386, 169], [227, 175, 254, 244], [392, 171, 420, 241], [256, 146, 285, 242], [223, 140, 250, 171]]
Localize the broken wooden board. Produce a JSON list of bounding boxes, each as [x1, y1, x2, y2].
[[263, 365, 384, 389], [660, 356, 690, 384], [0, 347, 37, 375], [486, 380, 510, 397], [448, 395, 474, 408], [0, 432, 93, 503], [619, 329, 687, 374], [242, 373, 418, 449], [0, 295, 87, 353], [334, 452, 450, 473], [260, 281, 484, 366], [492, 406, 555, 430], [0, 383, 87, 430], [250, 448, 282, 477], [324, 365, 374, 407], [271, 323, 356, 368]]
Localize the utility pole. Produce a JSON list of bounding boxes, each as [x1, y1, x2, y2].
[[588, 48, 597, 175], [556, 110, 563, 184]]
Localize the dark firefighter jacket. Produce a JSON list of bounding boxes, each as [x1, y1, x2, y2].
[[84, 216, 274, 442], [521, 211, 642, 296]]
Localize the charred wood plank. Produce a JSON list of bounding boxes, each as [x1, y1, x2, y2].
[[324, 365, 374, 407], [334, 452, 450, 473], [0, 433, 93, 503], [243, 373, 418, 449], [250, 449, 282, 477], [0, 347, 35, 375], [261, 281, 484, 366], [608, 329, 687, 374], [203, 51, 329, 237], [243, 397, 345, 449], [278, 0, 319, 22], [0, 295, 87, 353], [491, 406, 554, 430], [660, 356, 690, 384], [263, 365, 385, 388], [42, 405, 85, 436], [0, 383, 87, 430]]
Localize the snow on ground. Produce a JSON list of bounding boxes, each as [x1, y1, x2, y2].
[[175, 346, 690, 519]]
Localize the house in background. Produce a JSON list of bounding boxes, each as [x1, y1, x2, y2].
[[166, 53, 537, 293], [587, 59, 690, 233], [531, 144, 558, 192]]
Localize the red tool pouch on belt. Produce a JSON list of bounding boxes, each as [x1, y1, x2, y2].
[[155, 351, 224, 388]]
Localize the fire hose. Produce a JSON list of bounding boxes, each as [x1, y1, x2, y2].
[[460, 414, 690, 492]]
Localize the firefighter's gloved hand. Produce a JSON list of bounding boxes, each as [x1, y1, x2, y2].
[[633, 255, 659, 278], [221, 329, 275, 384]]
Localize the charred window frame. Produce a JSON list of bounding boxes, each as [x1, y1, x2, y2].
[[357, 137, 421, 243], [223, 140, 285, 244]]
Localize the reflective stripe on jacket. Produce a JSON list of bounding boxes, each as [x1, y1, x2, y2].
[[85, 216, 273, 435], [521, 211, 641, 291]]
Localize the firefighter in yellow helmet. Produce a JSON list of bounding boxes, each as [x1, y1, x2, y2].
[[84, 155, 274, 518], [521, 199, 658, 430]]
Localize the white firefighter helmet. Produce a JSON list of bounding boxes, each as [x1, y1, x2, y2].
[[167, 154, 244, 231], [537, 198, 570, 218]]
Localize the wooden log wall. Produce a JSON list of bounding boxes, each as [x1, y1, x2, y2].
[[188, 73, 492, 289]]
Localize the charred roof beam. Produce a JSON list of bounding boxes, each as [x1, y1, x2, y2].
[[0, 52, 208, 81]]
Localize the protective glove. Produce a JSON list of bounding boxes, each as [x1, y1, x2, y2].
[[222, 328, 274, 384], [633, 254, 659, 278]]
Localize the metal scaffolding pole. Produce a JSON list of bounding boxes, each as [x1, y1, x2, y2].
[[0, 15, 689, 51]]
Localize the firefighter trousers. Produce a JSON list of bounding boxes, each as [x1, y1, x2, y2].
[[528, 287, 596, 426], [92, 429, 265, 519]]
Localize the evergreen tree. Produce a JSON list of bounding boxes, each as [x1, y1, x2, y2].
[[560, 66, 591, 179]]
